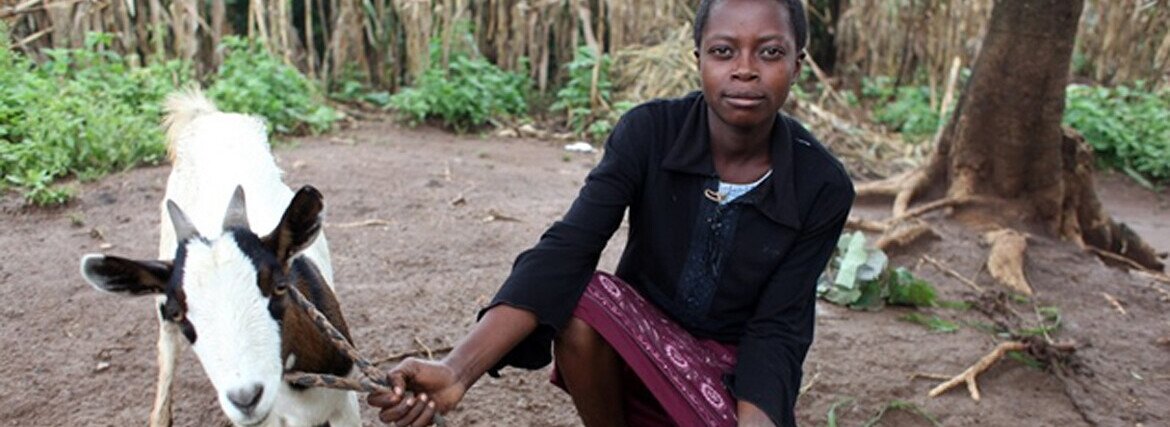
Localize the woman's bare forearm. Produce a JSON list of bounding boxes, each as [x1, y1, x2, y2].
[[442, 304, 539, 389]]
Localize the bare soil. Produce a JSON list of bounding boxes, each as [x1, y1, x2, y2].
[[1, 118, 1168, 426]]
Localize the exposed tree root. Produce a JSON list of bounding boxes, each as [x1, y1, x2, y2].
[[926, 338, 1077, 400], [875, 220, 937, 252], [845, 217, 889, 233], [927, 341, 1028, 400], [984, 229, 1033, 295], [855, 169, 930, 218]]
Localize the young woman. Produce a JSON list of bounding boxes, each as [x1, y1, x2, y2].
[[368, 0, 854, 425]]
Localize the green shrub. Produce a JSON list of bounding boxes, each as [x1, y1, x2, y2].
[[860, 76, 944, 142], [388, 51, 529, 132], [551, 45, 634, 143], [1064, 82, 1170, 182], [0, 32, 190, 205], [208, 36, 339, 135], [0, 33, 340, 205]]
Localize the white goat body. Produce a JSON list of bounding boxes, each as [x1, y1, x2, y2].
[[81, 90, 358, 427]]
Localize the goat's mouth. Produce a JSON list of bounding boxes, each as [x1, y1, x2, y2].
[[235, 412, 271, 427]]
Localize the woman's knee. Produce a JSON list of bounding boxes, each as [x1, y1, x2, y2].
[[555, 316, 604, 356]]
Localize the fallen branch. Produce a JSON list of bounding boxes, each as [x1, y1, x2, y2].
[[373, 346, 454, 366], [798, 370, 820, 397], [482, 209, 521, 222], [330, 219, 391, 228], [1100, 292, 1128, 316], [922, 255, 985, 293]]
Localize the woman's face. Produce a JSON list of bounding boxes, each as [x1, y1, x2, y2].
[[697, 0, 801, 131]]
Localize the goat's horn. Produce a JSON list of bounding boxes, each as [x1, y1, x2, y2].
[[222, 185, 249, 231], [166, 200, 200, 242]]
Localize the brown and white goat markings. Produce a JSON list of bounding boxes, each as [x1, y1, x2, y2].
[[79, 90, 359, 427]]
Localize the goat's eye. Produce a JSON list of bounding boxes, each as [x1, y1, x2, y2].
[[159, 302, 185, 322]]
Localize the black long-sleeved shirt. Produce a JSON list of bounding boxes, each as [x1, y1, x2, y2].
[[485, 92, 855, 426]]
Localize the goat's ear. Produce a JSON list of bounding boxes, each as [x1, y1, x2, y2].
[[263, 185, 324, 264], [80, 254, 172, 295]]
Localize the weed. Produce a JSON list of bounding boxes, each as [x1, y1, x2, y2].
[[388, 42, 529, 132], [1064, 82, 1170, 183], [899, 313, 960, 333], [551, 46, 634, 143], [862, 400, 941, 427], [0, 31, 189, 205]]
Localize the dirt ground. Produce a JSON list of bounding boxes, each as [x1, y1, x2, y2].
[[1, 118, 1168, 426]]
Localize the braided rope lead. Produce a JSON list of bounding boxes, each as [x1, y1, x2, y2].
[[282, 285, 447, 426]]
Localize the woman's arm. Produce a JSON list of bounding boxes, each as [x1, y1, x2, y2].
[[733, 178, 854, 427], [738, 400, 776, 427], [368, 305, 537, 425]]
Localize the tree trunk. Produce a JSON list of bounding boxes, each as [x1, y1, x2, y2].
[[921, 0, 1164, 271]]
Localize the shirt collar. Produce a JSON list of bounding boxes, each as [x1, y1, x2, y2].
[[661, 92, 802, 229]]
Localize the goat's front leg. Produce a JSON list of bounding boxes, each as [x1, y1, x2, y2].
[[150, 299, 181, 427]]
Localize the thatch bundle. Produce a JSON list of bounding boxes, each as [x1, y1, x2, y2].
[[612, 24, 699, 103]]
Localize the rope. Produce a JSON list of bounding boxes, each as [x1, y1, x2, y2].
[[282, 285, 446, 426]]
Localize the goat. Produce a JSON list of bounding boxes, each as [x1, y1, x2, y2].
[[79, 90, 360, 427]]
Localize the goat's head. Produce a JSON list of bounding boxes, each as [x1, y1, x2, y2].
[[80, 185, 333, 426]]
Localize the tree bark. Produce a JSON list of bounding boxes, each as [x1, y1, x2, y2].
[[919, 0, 1163, 271]]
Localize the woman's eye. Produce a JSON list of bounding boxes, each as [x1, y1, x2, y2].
[[761, 47, 785, 59], [709, 46, 733, 57]]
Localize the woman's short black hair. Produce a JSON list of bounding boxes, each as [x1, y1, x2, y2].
[[693, 0, 808, 52]]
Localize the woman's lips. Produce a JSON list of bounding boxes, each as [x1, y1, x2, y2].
[[724, 93, 765, 108]]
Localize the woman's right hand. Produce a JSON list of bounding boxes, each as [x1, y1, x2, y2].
[[368, 357, 467, 426]]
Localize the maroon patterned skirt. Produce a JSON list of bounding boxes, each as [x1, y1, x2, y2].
[[551, 272, 738, 426]]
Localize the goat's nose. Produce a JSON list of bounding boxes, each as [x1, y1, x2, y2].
[[227, 384, 264, 414]]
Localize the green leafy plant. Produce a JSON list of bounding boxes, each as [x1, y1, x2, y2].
[[1064, 82, 1170, 183], [1016, 305, 1062, 337], [0, 32, 340, 205], [388, 45, 529, 132], [551, 45, 635, 143], [818, 231, 938, 310], [208, 36, 340, 135], [330, 64, 392, 107], [860, 76, 946, 142], [0, 31, 190, 205]]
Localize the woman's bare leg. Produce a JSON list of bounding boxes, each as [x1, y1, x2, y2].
[[554, 316, 627, 427]]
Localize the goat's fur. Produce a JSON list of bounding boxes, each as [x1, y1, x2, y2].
[[80, 89, 358, 427]]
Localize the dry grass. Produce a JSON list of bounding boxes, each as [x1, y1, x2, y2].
[[835, 0, 1168, 89]]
